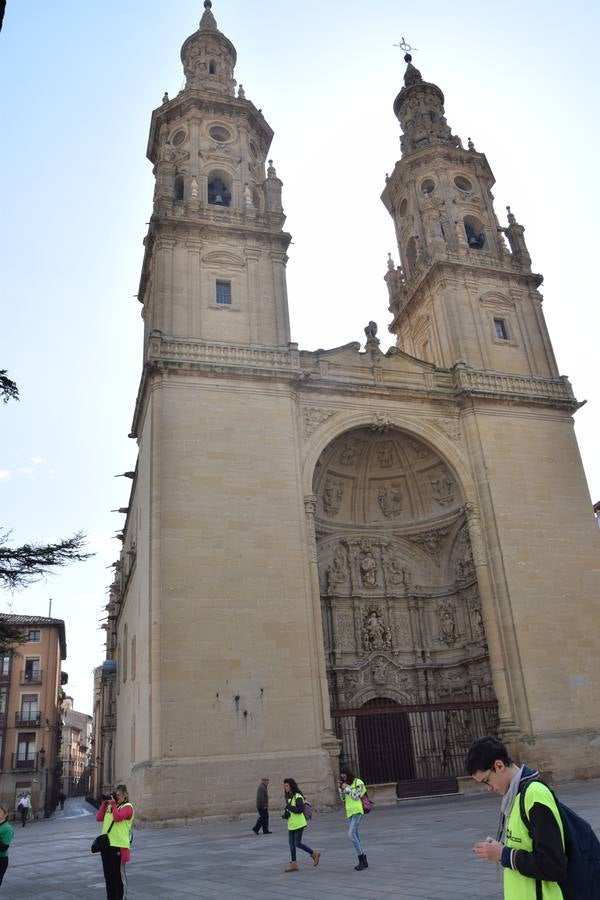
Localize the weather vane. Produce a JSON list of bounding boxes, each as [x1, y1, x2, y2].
[[393, 37, 418, 62]]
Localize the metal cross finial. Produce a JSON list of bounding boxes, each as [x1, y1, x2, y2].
[[394, 36, 418, 63]]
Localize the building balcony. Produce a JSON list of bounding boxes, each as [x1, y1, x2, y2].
[[19, 670, 42, 685], [11, 752, 43, 771], [15, 711, 42, 728]]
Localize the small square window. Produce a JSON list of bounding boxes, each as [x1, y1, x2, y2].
[[494, 318, 509, 341], [27, 630, 40, 642], [216, 281, 232, 305]]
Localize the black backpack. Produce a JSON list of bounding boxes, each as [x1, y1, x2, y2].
[[519, 782, 600, 900]]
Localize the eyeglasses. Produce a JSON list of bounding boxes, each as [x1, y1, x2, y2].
[[479, 769, 493, 785]]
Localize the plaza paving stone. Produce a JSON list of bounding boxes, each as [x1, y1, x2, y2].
[[3, 779, 600, 899]]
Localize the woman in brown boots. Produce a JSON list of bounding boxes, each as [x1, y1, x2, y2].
[[282, 778, 320, 872]]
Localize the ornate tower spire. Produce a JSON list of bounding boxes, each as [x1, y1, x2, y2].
[[180, 1, 237, 96], [393, 53, 462, 157], [381, 55, 557, 380]]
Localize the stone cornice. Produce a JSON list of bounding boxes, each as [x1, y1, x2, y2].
[[129, 333, 580, 437]]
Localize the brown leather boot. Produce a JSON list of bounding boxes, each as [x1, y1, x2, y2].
[[311, 850, 321, 866], [284, 861, 299, 872]]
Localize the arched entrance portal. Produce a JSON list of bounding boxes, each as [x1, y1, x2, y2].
[[313, 426, 497, 795]]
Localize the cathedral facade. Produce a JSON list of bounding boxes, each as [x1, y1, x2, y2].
[[102, 3, 600, 819]]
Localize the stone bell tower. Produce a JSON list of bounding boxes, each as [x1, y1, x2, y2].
[[382, 54, 558, 379], [113, 2, 338, 821], [380, 54, 600, 774], [143, 0, 291, 351]]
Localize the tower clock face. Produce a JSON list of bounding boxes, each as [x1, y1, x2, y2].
[[209, 124, 233, 143]]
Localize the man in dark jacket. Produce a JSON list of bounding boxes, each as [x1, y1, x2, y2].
[[252, 778, 271, 835], [466, 736, 567, 899]]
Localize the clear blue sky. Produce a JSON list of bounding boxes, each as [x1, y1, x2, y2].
[[1, 1, 598, 714]]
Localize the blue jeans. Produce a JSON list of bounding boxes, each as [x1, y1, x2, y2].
[[348, 813, 364, 854], [288, 827, 313, 861]]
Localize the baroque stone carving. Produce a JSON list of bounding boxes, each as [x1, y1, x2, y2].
[[438, 600, 458, 646], [378, 484, 403, 518], [376, 442, 394, 467], [304, 407, 336, 437], [359, 549, 378, 587], [384, 549, 411, 587], [339, 440, 357, 465], [323, 478, 344, 516], [371, 657, 388, 684], [326, 544, 349, 595], [431, 477, 455, 506], [431, 417, 461, 443], [362, 608, 391, 652], [407, 526, 449, 562], [454, 524, 475, 581]]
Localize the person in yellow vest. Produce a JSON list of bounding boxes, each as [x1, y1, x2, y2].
[[95, 783, 135, 900], [466, 736, 567, 899], [339, 768, 368, 871], [282, 778, 320, 872], [0, 803, 14, 887]]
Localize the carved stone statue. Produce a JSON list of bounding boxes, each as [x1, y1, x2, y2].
[[376, 443, 393, 468], [438, 601, 458, 645], [190, 177, 199, 199], [359, 552, 378, 587], [364, 321, 378, 340], [372, 657, 388, 684], [339, 441, 357, 465], [362, 609, 391, 651], [323, 478, 343, 516], [326, 544, 348, 595], [244, 183, 254, 208], [385, 554, 410, 586]]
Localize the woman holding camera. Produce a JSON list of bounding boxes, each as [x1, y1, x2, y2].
[[282, 778, 320, 872], [95, 784, 135, 899], [339, 768, 368, 871]]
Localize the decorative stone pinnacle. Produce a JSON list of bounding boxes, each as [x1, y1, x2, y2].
[[204, 0, 212, 8]]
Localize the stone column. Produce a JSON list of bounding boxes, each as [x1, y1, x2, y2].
[[154, 236, 176, 335], [464, 501, 519, 735]]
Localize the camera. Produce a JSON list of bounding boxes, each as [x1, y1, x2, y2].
[[101, 794, 112, 802]]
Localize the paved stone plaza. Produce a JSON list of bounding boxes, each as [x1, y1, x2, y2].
[[3, 779, 599, 899]]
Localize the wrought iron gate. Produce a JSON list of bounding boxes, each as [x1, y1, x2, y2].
[[331, 699, 498, 797]]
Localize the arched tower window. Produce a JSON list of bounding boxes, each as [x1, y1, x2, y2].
[[406, 236, 418, 274], [464, 216, 485, 250], [174, 175, 184, 202], [208, 171, 232, 207], [209, 60, 217, 75]]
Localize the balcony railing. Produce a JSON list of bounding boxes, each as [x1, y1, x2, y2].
[[15, 711, 41, 728], [11, 751, 43, 771], [19, 670, 42, 685]]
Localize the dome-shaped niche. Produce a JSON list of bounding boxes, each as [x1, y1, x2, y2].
[[313, 426, 461, 527]]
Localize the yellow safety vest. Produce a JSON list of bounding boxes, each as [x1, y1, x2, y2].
[[102, 802, 135, 849], [504, 783, 564, 900], [343, 778, 365, 818], [287, 793, 307, 831]]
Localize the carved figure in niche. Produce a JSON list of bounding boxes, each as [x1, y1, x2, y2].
[[359, 552, 378, 587], [323, 478, 344, 516], [455, 526, 475, 581], [243, 183, 254, 208], [372, 658, 388, 685], [190, 177, 199, 199], [469, 602, 485, 640], [431, 477, 455, 506], [326, 544, 349, 595], [438, 601, 458, 646], [376, 442, 394, 468], [362, 609, 391, 651], [339, 440, 357, 466], [378, 484, 403, 518]]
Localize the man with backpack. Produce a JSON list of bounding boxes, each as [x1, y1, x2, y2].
[[466, 736, 567, 899]]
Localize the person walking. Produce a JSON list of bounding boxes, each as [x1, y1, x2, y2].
[[339, 768, 368, 870], [466, 736, 567, 900], [16, 793, 30, 828], [58, 791, 66, 811], [0, 803, 14, 887], [252, 777, 272, 835], [95, 784, 135, 900], [282, 778, 320, 872]]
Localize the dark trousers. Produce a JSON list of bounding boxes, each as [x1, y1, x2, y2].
[[19, 808, 27, 827], [0, 857, 8, 886], [253, 808, 269, 834], [288, 827, 313, 861], [100, 846, 126, 900]]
